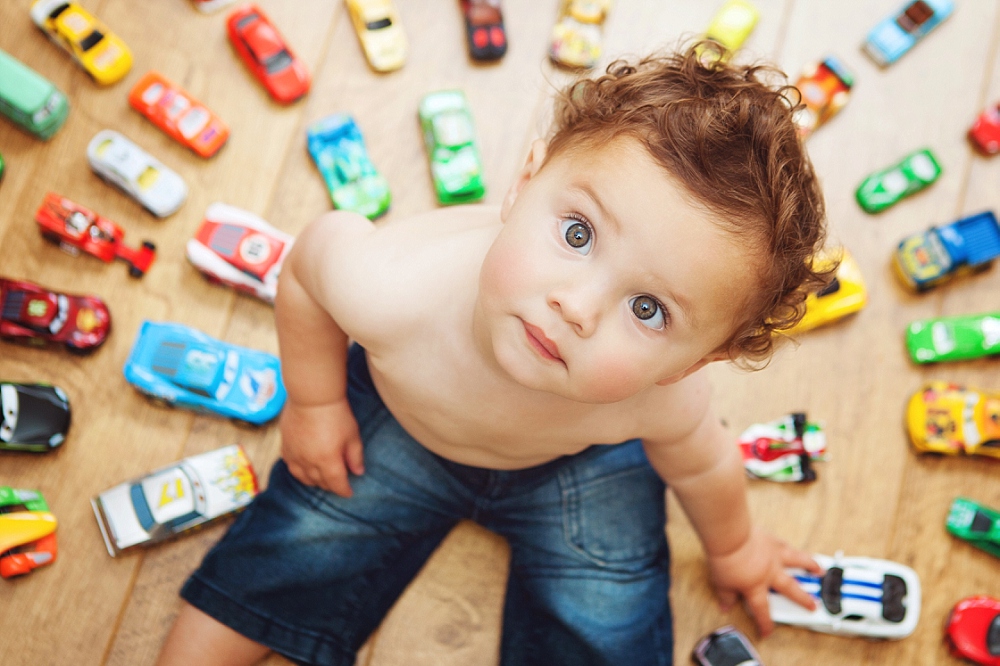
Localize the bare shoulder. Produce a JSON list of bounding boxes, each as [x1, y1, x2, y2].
[[634, 369, 717, 446]]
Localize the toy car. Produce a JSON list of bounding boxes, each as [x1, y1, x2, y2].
[[0, 47, 69, 140], [0, 383, 70, 453], [123, 321, 286, 425], [692, 626, 762, 666], [788, 248, 867, 334], [419, 90, 486, 205], [35, 192, 157, 278], [738, 412, 826, 483], [856, 147, 941, 214], [704, 0, 759, 54], [970, 103, 1000, 156], [946, 498, 1000, 559], [128, 71, 229, 158], [0, 153, 4, 182], [227, 5, 310, 104], [0, 510, 56, 564], [906, 312, 1000, 363], [0, 487, 57, 578], [87, 130, 188, 217], [771, 552, 921, 638], [947, 596, 1000, 665], [462, 0, 507, 61], [906, 382, 1000, 458], [91, 444, 258, 556], [306, 114, 391, 219], [30, 0, 132, 85], [345, 0, 408, 72], [186, 202, 294, 303], [0, 277, 110, 354], [191, 0, 236, 13], [549, 0, 611, 69], [793, 56, 854, 139], [863, 0, 953, 67], [894, 211, 1000, 292]]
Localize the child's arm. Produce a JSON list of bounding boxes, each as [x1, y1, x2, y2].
[[642, 391, 821, 635]]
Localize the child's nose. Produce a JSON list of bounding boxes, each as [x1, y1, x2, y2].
[[547, 287, 599, 337]]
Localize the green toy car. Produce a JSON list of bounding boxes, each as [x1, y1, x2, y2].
[[0, 153, 5, 182], [907, 312, 1000, 363], [947, 497, 1000, 559], [856, 148, 941, 214], [0, 47, 69, 140], [419, 90, 485, 205], [306, 114, 390, 220]]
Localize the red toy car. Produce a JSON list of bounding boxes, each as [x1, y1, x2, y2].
[[947, 596, 1000, 665], [128, 71, 229, 159], [0, 277, 110, 353], [970, 103, 1000, 155], [461, 0, 507, 61], [227, 5, 310, 104], [1, 531, 56, 579], [35, 192, 156, 278]]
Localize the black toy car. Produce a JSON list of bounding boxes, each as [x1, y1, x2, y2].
[[692, 626, 763, 666], [0, 382, 70, 452]]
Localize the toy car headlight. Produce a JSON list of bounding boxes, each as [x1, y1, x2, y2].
[[32, 106, 52, 125]]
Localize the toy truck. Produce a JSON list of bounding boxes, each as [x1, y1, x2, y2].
[[894, 211, 1000, 291]]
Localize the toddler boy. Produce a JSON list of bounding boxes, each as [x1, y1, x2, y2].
[[159, 44, 827, 666]]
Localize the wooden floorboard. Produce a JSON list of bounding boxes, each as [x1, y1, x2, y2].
[[1, 1, 999, 664]]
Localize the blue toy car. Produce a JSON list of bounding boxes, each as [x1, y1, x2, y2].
[[306, 114, 390, 220], [863, 0, 953, 66], [123, 321, 286, 425], [894, 211, 1000, 292]]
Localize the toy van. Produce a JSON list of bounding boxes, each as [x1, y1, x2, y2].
[[0, 48, 69, 139], [894, 211, 1000, 291]]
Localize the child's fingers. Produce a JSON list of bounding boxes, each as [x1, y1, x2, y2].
[[345, 436, 366, 476], [772, 572, 817, 611], [782, 548, 822, 574], [717, 589, 738, 612], [744, 589, 774, 637], [321, 462, 354, 498]]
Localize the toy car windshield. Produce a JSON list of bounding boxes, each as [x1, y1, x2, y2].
[[989, 616, 1000, 655], [896, 1, 935, 33]]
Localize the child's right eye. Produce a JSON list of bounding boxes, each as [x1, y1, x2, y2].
[[560, 217, 593, 255]]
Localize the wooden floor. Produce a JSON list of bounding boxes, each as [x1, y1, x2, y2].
[[2, 0, 1000, 664]]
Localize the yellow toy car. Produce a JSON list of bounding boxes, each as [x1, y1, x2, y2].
[[0, 511, 57, 555], [705, 0, 759, 53], [787, 248, 867, 334], [30, 0, 132, 85], [549, 0, 611, 69], [345, 0, 407, 72], [906, 382, 1000, 457]]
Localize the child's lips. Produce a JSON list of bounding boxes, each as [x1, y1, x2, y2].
[[522, 320, 563, 362]]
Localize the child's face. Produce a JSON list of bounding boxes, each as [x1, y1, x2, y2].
[[476, 137, 759, 404]]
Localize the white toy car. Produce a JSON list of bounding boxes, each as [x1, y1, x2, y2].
[[185, 203, 293, 304], [87, 130, 187, 217], [770, 552, 921, 639]]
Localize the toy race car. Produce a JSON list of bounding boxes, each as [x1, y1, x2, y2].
[[0, 47, 69, 140], [191, 0, 236, 14], [692, 626, 762, 666], [128, 71, 229, 158], [947, 596, 1000, 665], [705, 0, 760, 54], [29, 0, 132, 85], [462, 0, 507, 61], [123, 321, 286, 426], [419, 90, 486, 205], [0, 382, 70, 453], [906, 382, 1000, 458], [91, 444, 258, 556], [186, 202, 293, 303], [771, 552, 921, 639], [906, 312, 1000, 364], [788, 248, 867, 334], [856, 147, 941, 214], [227, 5, 310, 104], [306, 114, 391, 219], [893, 211, 1000, 292], [970, 102, 1000, 156], [947, 498, 1000, 559], [792, 56, 854, 139], [345, 0, 408, 72], [35, 192, 156, 277], [0, 277, 110, 354], [863, 0, 953, 67], [549, 0, 611, 69], [738, 412, 826, 483], [87, 130, 188, 218], [0, 487, 57, 578]]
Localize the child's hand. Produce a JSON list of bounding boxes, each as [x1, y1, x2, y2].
[[280, 398, 364, 497], [706, 527, 821, 636]]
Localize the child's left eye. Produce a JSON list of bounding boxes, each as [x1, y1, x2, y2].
[[560, 217, 593, 255], [630, 296, 667, 330]]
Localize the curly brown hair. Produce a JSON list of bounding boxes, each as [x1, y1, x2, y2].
[[545, 42, 833, 365]]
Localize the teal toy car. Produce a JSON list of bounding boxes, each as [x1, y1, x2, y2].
[[419, 90, 485, 205], [0, 48, 69, 140], [306, 114, 390, 220], [856, 148, 941, 213], [947, 497, 1000, 559], [907, 312, 1000, 363]]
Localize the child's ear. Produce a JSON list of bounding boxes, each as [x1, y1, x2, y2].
[[654, 352, 729, 386], [501, 139, 548, 222]]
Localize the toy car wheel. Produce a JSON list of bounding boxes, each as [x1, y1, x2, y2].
[[41, 231, 62, 245], [128, 264, 145, 278], [64, 342, 93, 356], [146, 395, 174, 409], [142, 241, 156, 251], [231, 417, 262, 430]]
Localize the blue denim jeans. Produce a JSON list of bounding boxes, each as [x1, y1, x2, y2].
[[181, 345, 672, 666]]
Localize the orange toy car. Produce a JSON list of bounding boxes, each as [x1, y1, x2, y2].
[[128, 71, 229, 158]]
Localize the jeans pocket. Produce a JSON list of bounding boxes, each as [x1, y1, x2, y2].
[[560, 463, 667, 566]]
